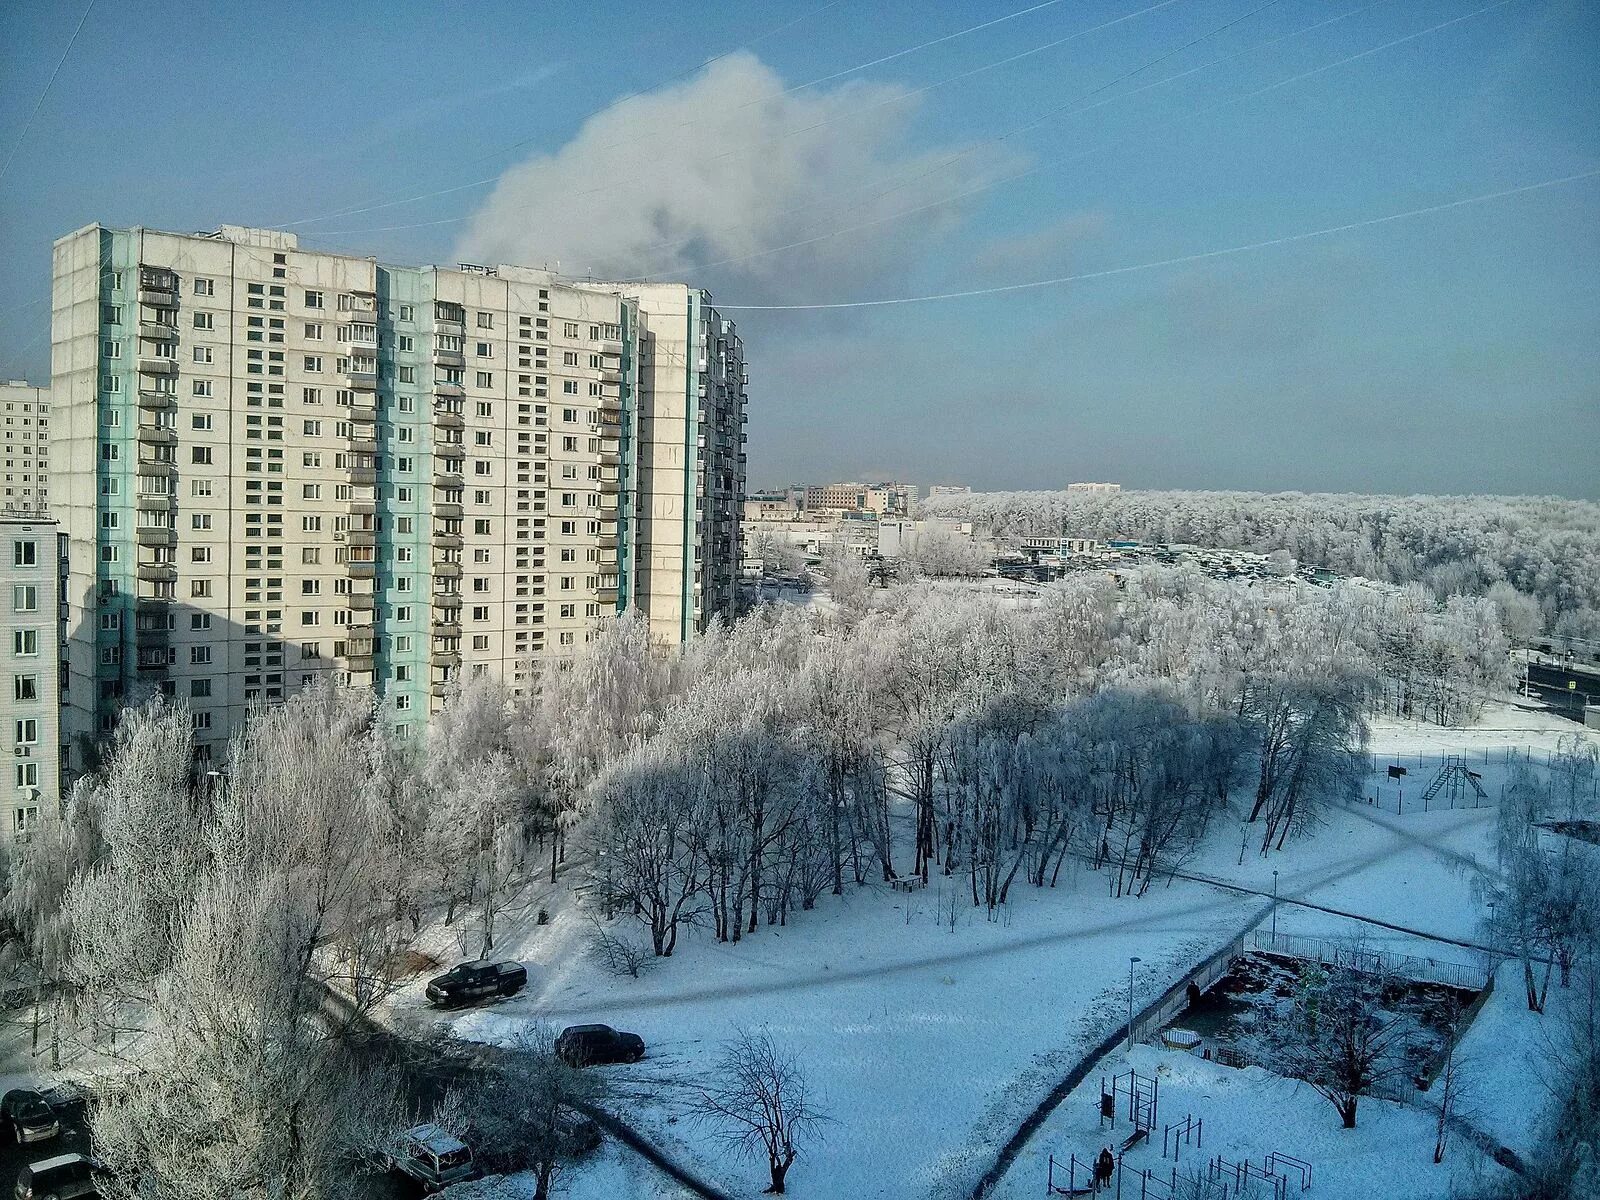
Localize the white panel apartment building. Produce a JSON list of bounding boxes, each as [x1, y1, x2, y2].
[[52, 223, 747, 768], [0, 381, 51, 514], [0, 515, 61, 843]]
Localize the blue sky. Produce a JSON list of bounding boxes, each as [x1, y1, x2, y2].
[[2, 0, 1596, 496]]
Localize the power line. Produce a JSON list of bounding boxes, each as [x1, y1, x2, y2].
[[0, 0, 97, 187], [302, 0, 1188, 240], [632, 0, 1510, 281], [282, 0, 1081, 232], [714, 168, 1600, 310], [634, 0, 1290, 278], [277, 0, 843, 229]]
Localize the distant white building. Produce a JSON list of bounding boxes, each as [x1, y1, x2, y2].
[[0, 381, 50, 514], [1067, 482, 1121, 494], [926, 484, 971, 498]]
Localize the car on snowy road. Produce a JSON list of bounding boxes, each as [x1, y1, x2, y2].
[[0, 1092, 58, 1147], [423, 960, 528, 1008], [555, 1024, 645, 1067]]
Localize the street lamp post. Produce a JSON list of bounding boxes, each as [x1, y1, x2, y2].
[[1271, 870, 1280, 944], [1127, 956, 1142, 1052]]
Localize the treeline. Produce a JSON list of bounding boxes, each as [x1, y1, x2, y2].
[[919, 488, 1600, 628]]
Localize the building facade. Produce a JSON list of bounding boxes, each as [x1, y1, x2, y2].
[[0, 381, 51, 514], [803, 481, 915, 517], [52, 224, 745, 767], [0, 516, 62, 842]]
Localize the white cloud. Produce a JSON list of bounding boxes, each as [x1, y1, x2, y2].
[[457, 53, 1015, 300]]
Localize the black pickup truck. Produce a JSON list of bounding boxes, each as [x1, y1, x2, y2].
[[424, 959, 528, 1008]]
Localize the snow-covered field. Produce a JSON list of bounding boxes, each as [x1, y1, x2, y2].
[[397, 703, 1592, 1200]]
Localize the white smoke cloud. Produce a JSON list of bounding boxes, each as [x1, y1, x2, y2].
[[457, 52, 1016, 300]]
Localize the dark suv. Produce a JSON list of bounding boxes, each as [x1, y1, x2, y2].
[[424, 960, 528, 1008], [14, 1154, 100, 1200], [1, 1090, 60, 1145], [555, 1024, 645, 1067]]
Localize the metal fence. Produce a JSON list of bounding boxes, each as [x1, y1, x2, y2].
[[1247, 929, 1491, 992]]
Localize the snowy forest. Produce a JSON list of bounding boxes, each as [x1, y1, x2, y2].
[[919, 488, 1600, 630]]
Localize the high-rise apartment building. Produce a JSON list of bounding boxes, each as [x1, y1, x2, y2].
[[1, 515, 62, 842], [0, 380, 51, 514], [51, 224, 746, 767]]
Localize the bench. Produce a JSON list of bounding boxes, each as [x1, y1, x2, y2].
[[888, 874, 927, 894]]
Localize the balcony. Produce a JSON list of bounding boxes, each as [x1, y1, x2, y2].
[[431, 649, 461, 668], [598, 476, 620, 494], [135, 527, 176, 547], [431, 619, 461, 637], [343, 369, 377, 391], [137, 389, 175, 409], [432, 562, 462, 579], [432, 531, 463, 550], [432, 408, 464, 429], [347, 561, 376, 579], [434, 381, 465, 399], [433, 468, 463, 488], [347, 394, 378, 419], [138, 357, 178, 376], [348, 592, 377, 612], [599, 393, 622, 411], [136, 459, 177, 478], [138, 289, 178, 309], [599, 450, 620, 466], [136, 425, 177, 446], [348, 437, 378, 456], [136, 491, 175, 511], [347, 498, 377, 516], [347, 529, 376, 548], [597, 587, 618, 606], [344, 326, 379, 351], [599, 338, 623, 356], [597, 533, 618, 550], [139, 321, 178, 341], [345, 654, 376, 673], [433, 317, 465, 335], [433, 501, 463, 520], [136, 563, 177, 583], [347, 467, 378, 486], [432, 349, 465, 368]]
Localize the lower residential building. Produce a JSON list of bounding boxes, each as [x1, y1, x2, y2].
[[0, 515, 62, 843], [51, 223, 747, 769]]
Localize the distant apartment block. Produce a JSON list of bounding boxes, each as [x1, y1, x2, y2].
[[926, 484, 971, 498], [1067, 481, 1121, 494], [1, 515, 61, 842], [51, 224, 746, 766], [803, 481, 916, 517], [0, 380, 51, 514]]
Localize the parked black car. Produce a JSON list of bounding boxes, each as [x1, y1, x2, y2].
[[1, 1090, 59, 1145], [424, 960, 528, 1008], [555, 1024, 645, 1067], [13, 1153, 101, 1200]]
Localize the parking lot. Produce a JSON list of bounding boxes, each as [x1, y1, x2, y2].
[[0, 1094, 91, 1195]]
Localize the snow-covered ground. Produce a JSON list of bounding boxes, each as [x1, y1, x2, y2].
[[384, 704, 1595, 1200]]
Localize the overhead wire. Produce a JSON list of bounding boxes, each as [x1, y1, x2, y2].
[[281, 0, 1083, 231], [302, 0, 1189, 240], [629, 0, 1513, 281], [0, 0, 97, 187], [712, 168, 1600, 310]]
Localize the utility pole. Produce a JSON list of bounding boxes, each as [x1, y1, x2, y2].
[[1127, 956, 1142, 1051], [1271, 870, 1280, 944]]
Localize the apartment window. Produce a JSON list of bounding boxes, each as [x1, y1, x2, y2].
[[305, 291, 324, 309], [16, 762, 39, 789], [13, 719, 37, 746], [303, 484, 321, 500], [191, 678, 212, 698], [193, 346, 213, 364], [302, 579, 320, 596], [303, 420, 322, 436], [304, 356, 323, 372], [102, 305, 122, 324], [191, 646, 212, 665], [192, 513, 212, 530], [398, 304, 413, 321], [304, 322, 323, 340], [192, 380, 213, 398], [193, 713, 213, 731], [302, 546, 320, 565], [191, 613, 211, 630], [13, 675, 37, 701], [191, 580, 212, 598], [476, 311, 493, 329], [191, 447, 212, 465], [562, 380, 578, 395], [102, 339, 122, 358], [398, 366, 416, 384], [475, 343, 493, 359], [302, 611, 320, 626], [11, 540, 35, 567], [192, 278, 213, 296], [303, 516, 322, 532], [11, 585, 37, 612], [193, 311, 214, 330], [191, 479, 213, 497], [191, 546, 211, 563], [191, 413, 213, 431], [563, 322, 579, 338], [303, 387, 322, 405]]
